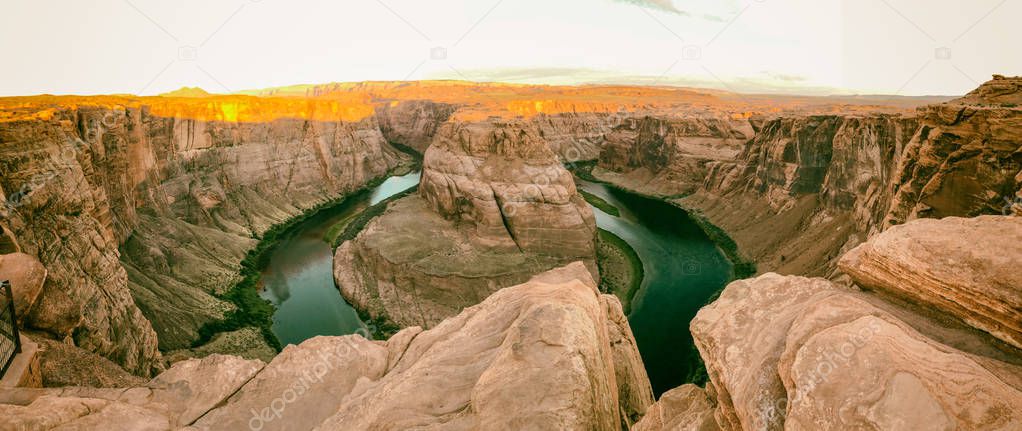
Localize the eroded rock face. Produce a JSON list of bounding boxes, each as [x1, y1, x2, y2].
[[676, 115, 923, 277], [597, 116, 752, 197], [583, 78, 1020, 278], [375, 100, 457, 153], [0, 252, 46, 325], [690, 272, 1022, 430], [337, 119, 599, 329], [954, 74, 1022, 106], [420, 120, 597, 258], [1, 263, 653, 430], [839, 216, 1022, 350], [0, 103, 410, 373]]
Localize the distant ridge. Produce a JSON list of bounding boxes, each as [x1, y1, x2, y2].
[[159, 87, 213, 98]]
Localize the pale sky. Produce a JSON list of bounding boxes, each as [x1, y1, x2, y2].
[[0, 0, 1018, 96]]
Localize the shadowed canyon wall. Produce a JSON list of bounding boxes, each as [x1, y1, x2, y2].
[[0, 98, 409, 375], [594, 77, 1022, 278]]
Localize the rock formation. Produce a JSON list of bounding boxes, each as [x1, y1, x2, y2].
[[335, 118, 599, 329], [633, 384, 718, 431], [419, 120, 598, 257], [592, 76, 1021, 277], [839, 216, 1022, 350], [374, 100, 457, 154], [596, 116, 754, 197], [0, 252, 46, 326], [637, 215, 1022, 430], [0, 263, 654, 430], [0, 97, 410, 375], [2, 78, 1018, 429]]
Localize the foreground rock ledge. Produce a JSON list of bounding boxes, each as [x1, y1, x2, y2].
[[686, 272, 1022, 430], [0, 262, 653, 430], [839, 215, 1022, 350]]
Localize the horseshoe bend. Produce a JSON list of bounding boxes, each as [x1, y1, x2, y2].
[[1, 3, 1021, 430]]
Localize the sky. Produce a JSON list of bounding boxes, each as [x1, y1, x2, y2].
[[0, 0, 1018, 96]]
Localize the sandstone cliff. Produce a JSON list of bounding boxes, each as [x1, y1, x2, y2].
[[592, 76, 1021, 277], [335, 118, 599, 329], [0, 98, 410, 375], [596, 116, 754, 197], [374, 100, 457, 154], [0, 263, 654, 430]]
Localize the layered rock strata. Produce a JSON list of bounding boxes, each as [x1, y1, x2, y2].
[[839, 216, 1022, 350], [336, 119, 599, 329], [596, 116, 754, 197], [0, 100, 409, 374], [374, 100, 457, 153], [593, 77, 1022, 277], [689, 273, 1022, 430], [1, 263, 654, 430]]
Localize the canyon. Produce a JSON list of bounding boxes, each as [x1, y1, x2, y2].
[[0, 76, 1019, 429]]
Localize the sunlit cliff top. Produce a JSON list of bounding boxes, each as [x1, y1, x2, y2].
[[0, 80, 953, 124]]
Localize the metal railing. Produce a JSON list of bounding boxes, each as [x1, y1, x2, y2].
[[0, 280, 21, 379]]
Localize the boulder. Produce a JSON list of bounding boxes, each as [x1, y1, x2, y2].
[[632, 384, 719, 431]]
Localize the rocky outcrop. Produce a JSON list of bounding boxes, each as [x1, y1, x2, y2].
[[954, 74, 1022, 106], [33, 337, 147, 388], [0, 99, 410, 373], [419, 120, 598, 258], [839, 216, 1022, 350], [627, 214, 1022, 430], [337, 118, 599, 329], [1, 263, 654, 430], [0, 354, 264, 430], [690, 271, 1022, 430]]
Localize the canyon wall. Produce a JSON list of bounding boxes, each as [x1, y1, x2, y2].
[[595, 77, 1021, 277], [597, 115, 755, 197], [374, 100, 457, 153], [1, 263, 654, 430], [0, 98, 409, 375]]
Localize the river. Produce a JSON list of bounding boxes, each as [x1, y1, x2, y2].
[[575, 177, 734, 396], [258, 171, 733, 397], [258, 171, 421, 347]]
